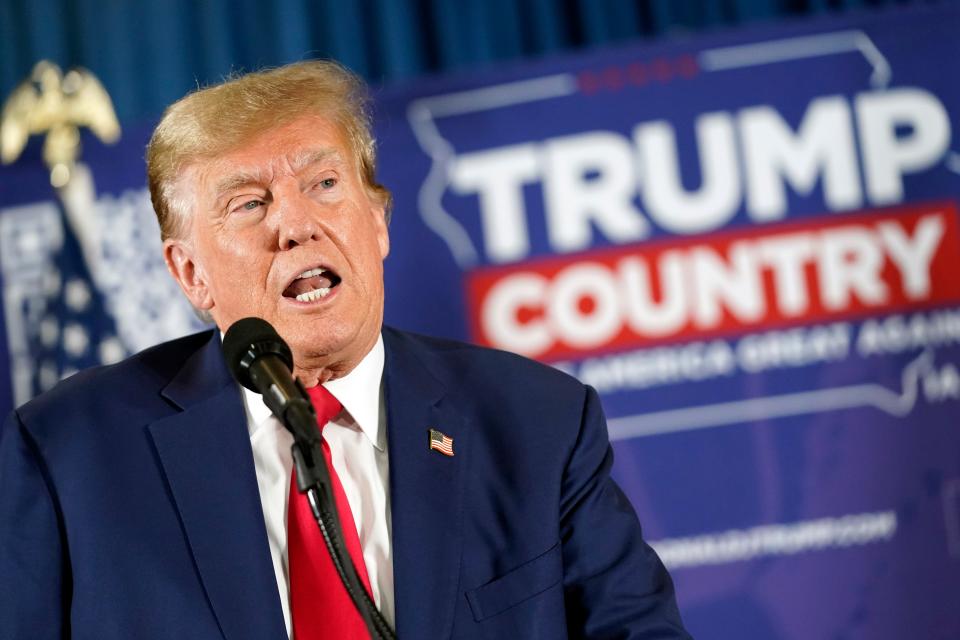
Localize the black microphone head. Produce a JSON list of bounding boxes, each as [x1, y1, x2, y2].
[[222, 317, 294, 391]]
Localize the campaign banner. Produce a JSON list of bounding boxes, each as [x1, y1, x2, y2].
[[1, 4, 958, 638], [372, 5, 960, 638]]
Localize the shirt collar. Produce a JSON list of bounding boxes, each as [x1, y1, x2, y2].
[[238, 334, 386, 451], [323, 335, 385, 450]]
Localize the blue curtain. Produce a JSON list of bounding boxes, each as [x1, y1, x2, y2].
[[0, 0, 951, 123]]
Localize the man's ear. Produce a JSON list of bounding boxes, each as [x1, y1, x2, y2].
[[164, 239, 214, 311], [372, 204, 390, 260]]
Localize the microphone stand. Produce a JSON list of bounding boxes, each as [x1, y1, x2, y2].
[[283, 387, 397, 640]]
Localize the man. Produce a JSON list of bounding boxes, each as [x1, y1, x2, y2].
[[0, 61, 691, 639]]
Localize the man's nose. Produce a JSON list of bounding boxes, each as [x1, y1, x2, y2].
[[273, 186, 322, 250]]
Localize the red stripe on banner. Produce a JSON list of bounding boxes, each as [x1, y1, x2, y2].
[[465, 201, 960, 361]]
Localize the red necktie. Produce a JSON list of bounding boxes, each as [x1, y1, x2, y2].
[[288, 385, 373, 640]]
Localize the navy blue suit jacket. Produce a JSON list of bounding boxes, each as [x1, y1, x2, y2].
[[0, 327, 690, 639]]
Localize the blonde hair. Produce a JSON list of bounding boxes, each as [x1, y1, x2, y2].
[[146, 60, 391, 240]]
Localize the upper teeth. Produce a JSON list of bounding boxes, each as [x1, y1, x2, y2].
[[296, 288, 330, 302], [297, 267, 326, 279]]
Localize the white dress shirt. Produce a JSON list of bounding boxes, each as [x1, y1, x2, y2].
[[239, 335, 393, 637]]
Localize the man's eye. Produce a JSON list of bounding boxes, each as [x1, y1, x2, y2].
[[318, 177, 337, 189], [226, 199, 264, 216]]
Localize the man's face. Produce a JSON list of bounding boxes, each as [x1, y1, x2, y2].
[[164, 115, 389, 379]]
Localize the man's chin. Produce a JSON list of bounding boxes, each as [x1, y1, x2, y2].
[[285, 328, 350, 365]]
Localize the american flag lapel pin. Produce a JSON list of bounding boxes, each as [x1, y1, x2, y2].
[[428, 428, 455, 457]]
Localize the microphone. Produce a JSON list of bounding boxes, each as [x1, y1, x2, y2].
[[223, 317, 306, 420], [222, 317, 323, 488], [221, 317, 396, 640]]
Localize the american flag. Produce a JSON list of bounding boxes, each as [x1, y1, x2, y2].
[[0, 198, 126, 411], [429, 428, 454, 456]]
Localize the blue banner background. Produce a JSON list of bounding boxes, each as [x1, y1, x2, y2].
[[376, 6, 960, 637]]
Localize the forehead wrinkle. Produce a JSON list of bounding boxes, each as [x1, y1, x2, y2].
[[289, 147, 343, 173]]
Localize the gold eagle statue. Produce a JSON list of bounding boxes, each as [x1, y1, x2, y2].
[[1, 61, 120, 187]]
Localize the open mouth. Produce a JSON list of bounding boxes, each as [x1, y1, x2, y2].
[[282, 266, 342, 302]]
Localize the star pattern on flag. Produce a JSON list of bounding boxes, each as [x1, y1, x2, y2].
[[20, 201, 128, 396]]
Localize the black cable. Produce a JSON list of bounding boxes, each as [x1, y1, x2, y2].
[[306, 486, 397, 640], [286, 404, 395, 638], [293, 440, 396, 640]]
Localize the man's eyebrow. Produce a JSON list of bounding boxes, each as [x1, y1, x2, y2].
[[213, 148, 343, 200], [213, 171, 266, 199]]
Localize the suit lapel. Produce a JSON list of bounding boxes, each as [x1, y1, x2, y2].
[[384, 329, 467, 640], [148, 332, 287, 640]]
